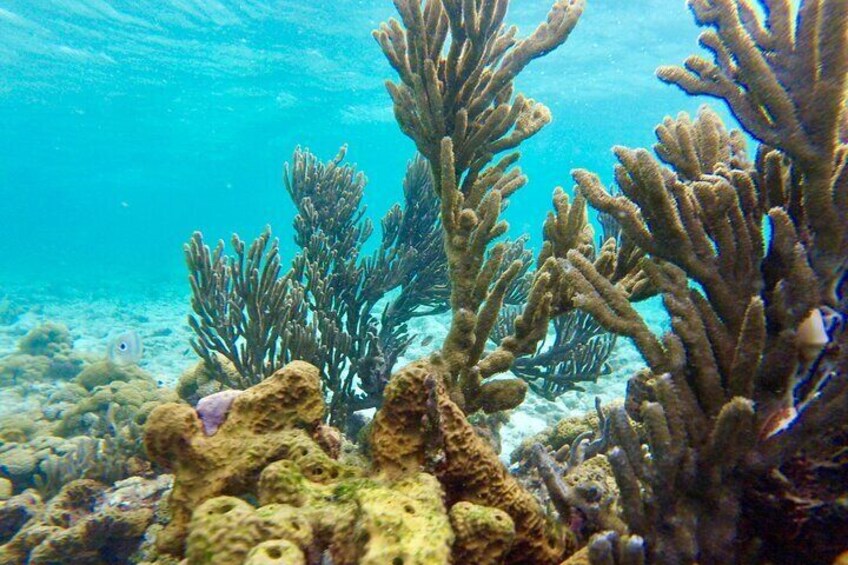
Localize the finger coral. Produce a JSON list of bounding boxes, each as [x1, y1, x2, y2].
[[561, 1, 848, 558]]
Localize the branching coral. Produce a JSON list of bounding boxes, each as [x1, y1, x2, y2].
[[558, 1, 848, 558], [656, 0, 848, 306], [375, 0, 584, 191], [185, 227, 308, 386], [186, 150, 447, 431], [376, 0, 598, 418]]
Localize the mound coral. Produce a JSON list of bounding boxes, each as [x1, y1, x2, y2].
[[0, 323, 85, 385], [0, 476, 168, 564], [143, 360, 326, 555]]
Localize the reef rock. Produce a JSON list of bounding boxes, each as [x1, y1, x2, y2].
[[0, 475, 169, 564], [143, 360, 325, 555]]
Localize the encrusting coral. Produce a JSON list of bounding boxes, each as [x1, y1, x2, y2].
[[143, 360, 325, 555]]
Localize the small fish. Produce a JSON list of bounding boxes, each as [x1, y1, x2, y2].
[[107, 331, 143, 366], [420, 336, 434, 347]]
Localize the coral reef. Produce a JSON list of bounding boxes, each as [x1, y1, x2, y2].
[[554, 1, 848, 561], [0, 476, 169, 564], [128, 0, 847, 564], [186, 152, 447, 431], [143, 360, 326, 555]]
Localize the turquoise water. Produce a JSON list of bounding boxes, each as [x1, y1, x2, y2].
[[3, 3, 846, 563], [0, 0, 731, 294]]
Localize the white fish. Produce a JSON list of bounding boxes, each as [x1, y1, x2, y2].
[[107, 331, 143, 366]]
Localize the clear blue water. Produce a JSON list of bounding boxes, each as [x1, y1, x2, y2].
[[0, 0, 735, 295]]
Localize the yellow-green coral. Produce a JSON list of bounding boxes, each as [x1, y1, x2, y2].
[[185, 497, 313, 564], [257, 448, 452, 565], [449, 501, 515, 564], [175, 355, 235, 405], [143, 361, 326, 556], [335, 473, 453, 565], [186, 471, 453, 565]]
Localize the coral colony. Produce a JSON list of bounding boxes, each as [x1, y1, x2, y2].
[[1, 0, 846, 563]]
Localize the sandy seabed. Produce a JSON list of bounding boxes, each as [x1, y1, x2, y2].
[[0, 282, 668, 459]]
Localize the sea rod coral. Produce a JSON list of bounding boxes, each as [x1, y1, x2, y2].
[[554, 0, 847, 562], [144, 0, 847, 563], [185, 150, 448, 431]]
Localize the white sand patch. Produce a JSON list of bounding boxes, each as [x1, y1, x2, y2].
[[1, 285, 670, 460]]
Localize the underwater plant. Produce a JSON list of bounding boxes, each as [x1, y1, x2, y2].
[[185, 226, 308, 385], [503, 309, 617, 400]]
